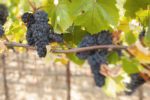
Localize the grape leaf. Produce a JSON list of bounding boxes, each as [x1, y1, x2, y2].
[[69, 0, 92, 17], [136, 10, 150, 27], [63, 26, 88, 46], [144, 18, 150, 47], [107, 51, 120, 64], [103, 76, 125, 97], [124, 0, 150, 18], [122, 57, 143, 74], [6, 20, 26, 42], [118, 17, 130, 32], [128, 45, 150, 64], [124, 31, 136, 45], [74, 0, 119, 34], [54, 58, 68, 65], [43, 0, 73, 33], [67, 53, 84, 65]]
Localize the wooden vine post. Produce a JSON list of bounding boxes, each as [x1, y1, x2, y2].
[[1, 54, 9, 100]]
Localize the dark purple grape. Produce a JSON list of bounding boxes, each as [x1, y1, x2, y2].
[[36, 42, 47, 57], [97, 30, 112, 45], [33, 10, 49, 22], [49, 33, 63, 43], [0, 24, 4, 37], [88, 51, 107, 87], [139, 30, 145, 42], [125, 73, 145, 95], [22, 12, 35, 27], [0, 4, 8, 25], [76, 34, 97, 59]]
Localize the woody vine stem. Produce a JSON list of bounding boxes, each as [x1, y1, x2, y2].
[[3, 41, 131, 53]]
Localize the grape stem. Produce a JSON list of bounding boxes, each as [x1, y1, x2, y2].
[[4, 41, 130, 53]]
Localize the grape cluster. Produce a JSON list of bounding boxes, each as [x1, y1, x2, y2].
[[22, 10, 63, 57], [76, 34, 97, 59], [125, 73, 145, 95], [88, 51, 108, 87], [0, 4, 8, 37], [76, 31, 112, 87]]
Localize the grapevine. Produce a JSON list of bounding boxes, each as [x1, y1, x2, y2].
[[0, 0, 149, 97]]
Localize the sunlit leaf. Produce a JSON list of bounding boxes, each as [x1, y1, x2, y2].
[[54, 58, 68, 65], [118, 17, 130, 32], [43, 0, 73, 33], [74, 0, 119, 33], [124, 0, 150, 18], [124, 31, 136, 45], [103, 76, 125, 97], [136, 10, 150, 26], [128, 44, 150, 64]]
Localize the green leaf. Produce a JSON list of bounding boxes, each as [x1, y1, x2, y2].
[[125, 31, 136, 45], [43, 0, 73, 33], [74, 0, 119, 34], [118, 17, 130, 33], [6, 20, 26, 42], [103, 76, 125, 97], [67, 53, 84, 65], [144, 18, 150, 47], [63, 26, 88, 46], [124, 0, 150, 18], [122, 57, 143, 74], [136, 10, 150, 27], [107, 52, 120, 64], [69, 0, 92, 17]]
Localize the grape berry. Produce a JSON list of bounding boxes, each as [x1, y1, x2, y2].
[[139, 30, 145, 40], [21, 12, 35, 27], [0, 4, 8, 25], [125, 73, 145, 95], [97, 30, 112, 45], [76, 34, 97, 59], [0, 24, 4, 36], [0, 4, 8, 37], [22, 10, 63, 57], [88, 51, 107, 87]]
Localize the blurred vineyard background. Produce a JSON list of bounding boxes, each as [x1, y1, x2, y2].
[[0, 52, 150, 100]]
